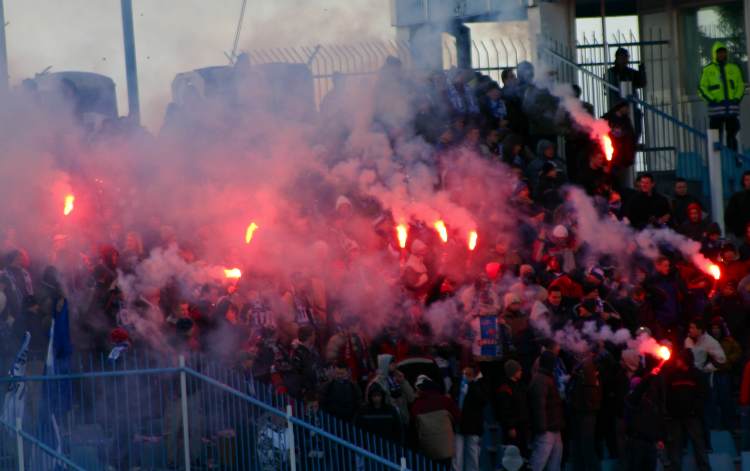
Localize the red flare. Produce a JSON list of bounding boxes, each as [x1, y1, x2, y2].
[[468, 231, 478, 251], [63, 194, 75, 216], [601, 134, 614, 162], [224, 268, 242, 279], [396, 224, 408, 249], [434, 220, 448, 243], [709, 264, 721, 281], [657, 346, 671, 361], [245, 222, 259, 244]]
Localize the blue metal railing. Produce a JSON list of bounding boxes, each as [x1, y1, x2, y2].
[[0, 417, 87, 471], [0, 350, 444, 471]]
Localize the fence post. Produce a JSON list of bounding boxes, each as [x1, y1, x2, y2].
[[286, 404, 297, 471], [707, 128, 726, 234], [179, 355, 191, 471], [15, 417, 24, 471], [400, 456, 407, 470], [620, 80, 636, 187]]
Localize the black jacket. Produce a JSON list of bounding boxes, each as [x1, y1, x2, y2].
[[528, 368, 564, 433], [355, 384, 403, 444], [286, 343, 323, 399], [663, 365, 705, 419], [455, 377, 488, 436], [496, 379, 530, 433], [320, 379, 363, 422], [725, 189, 750, 238], [624, 191, 672, 230]]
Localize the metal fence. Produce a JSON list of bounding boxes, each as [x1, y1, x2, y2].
[[0, 350, 444, 471], [246, 38, 530, 106], [0, 416, 86, 471]]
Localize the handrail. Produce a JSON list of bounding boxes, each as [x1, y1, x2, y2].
[[0, 418, 87, 471], [182, 366, 407, 470], [0, 366, 181, 382]]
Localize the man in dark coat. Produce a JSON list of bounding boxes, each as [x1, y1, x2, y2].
[[497, 359, 531, 457], [568, 356, 603, 471], [623, 173, 671, 229], [354, 382, 403, 444], [663, 349, 710, 471], [528, 351, 564, 471], [452, 363, 488, 471], [320, 362, 363, 422], [725, 171, 750, 239], [286, 326, 324, 400], [671, 178, 702, 227]]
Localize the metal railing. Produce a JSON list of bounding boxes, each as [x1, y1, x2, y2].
[[0, 350, 444, 471], [0, 417, 87, 471]]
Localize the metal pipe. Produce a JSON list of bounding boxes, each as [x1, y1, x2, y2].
[[707, 129, 725, 231], [120, 0, 140, 123], [179, 356, 191, 471], [600, 0, 609, 65], [0, 0, 8, 93]]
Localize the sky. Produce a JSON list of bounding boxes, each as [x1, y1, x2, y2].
[[4, 0, 393, 131]]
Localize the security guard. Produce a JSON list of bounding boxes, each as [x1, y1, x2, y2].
[[699, 42, 745, 151]]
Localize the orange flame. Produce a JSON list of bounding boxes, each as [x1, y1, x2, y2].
[[601, 134, 614, 162], [224, 268, 242, 279], [434, 220, 448, 243], [658, 346, 671, 361], [468, 230, 478, 251], [63, 194, 75, 216], [245, 222, 259, 244], [396, 224, 408, 249], [709, 264, 721, 281]]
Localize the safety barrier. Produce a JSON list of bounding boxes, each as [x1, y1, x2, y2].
[[0, 350, 445, 471]]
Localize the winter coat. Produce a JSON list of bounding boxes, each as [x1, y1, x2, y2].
[[664, 364, 705, 419], [366, 354, 415, 424], [671, 194, 702, 227], [496, 379, 530, 433], [725, 190, 750, 238], [528, 367, 565, 434], [604, 110, 637, 169], [354, 383, 404, 443], [677, 219, 712, 242], [285, 343, 323, 399], [605, 64, 646, 107], [699, 42, 745, 117], [454, 376, 488, 436], [623, 191, 672, 229], [320, 378, 362, 421], [685, 333, 727, 373], [567, 359, 602, 414], [410, 389, 460, 460], [646, 272, 685, 328], [624, 375, 666, 442]]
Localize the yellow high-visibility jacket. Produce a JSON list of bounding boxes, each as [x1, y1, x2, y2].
[[699, 41, 745, 117]]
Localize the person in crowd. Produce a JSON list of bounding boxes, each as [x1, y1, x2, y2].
[[496, 359, 530, 458], [366, 353, 415, 425], [671, 178, 702, 227], [410, 374, 460, 467], [725, 171, 750, 240], [567, 355, 602, 471], [603, 100, 637, 188], [709, 317, 741, 429], [354, 382, 403, 444], [677, 202, 712, 242], [623, 173, 671, 229], [526, 140, 566, 190], [286, 325, 324, 400], [622, 372, 666, 471], [646, 256, 686, 341], [452, 363, 487, 471], [479, 81, 508, 130], [685, 318, 727, 434], [605, 48, 646, 111], [528, 351, 564, 471], [664, 348, 710, 471], [319, 362, 363, 422], [699, 42, 745, 152], [739, 222, 750, 261]]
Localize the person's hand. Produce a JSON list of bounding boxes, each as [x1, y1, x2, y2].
[[508, 428, 517, 439]]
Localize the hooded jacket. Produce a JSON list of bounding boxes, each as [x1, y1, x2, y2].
[[354, 382, 403, 443], [699, 42, 745, 117], [365, 354, 415, 423]]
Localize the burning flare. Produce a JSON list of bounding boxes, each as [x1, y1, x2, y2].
[[600, 134, 614, 162], [434, 220, 448, 243], [63, 194, 75, 216], [709, 264, 721, 281], [245, 222, 259, 244], [657, 346, 671, 362], [396, 224, 408, 249], [468, 230, 478, 251], [224, 268, 242, 279]]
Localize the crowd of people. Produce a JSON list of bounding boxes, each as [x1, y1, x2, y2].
[[2, 45, 750, 471]]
